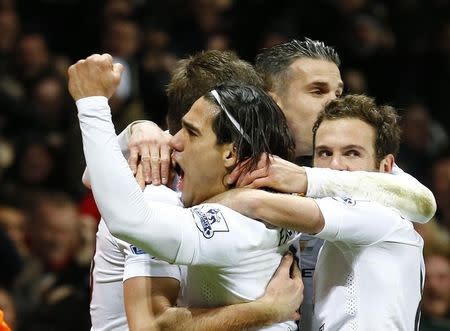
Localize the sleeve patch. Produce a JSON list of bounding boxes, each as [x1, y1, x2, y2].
[[191, 206, 229, 239], [130, 245, 146, 255], [332, 197, 356, 206]]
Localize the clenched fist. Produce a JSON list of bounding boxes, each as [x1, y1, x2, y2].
[[68, 53, 124, 101]]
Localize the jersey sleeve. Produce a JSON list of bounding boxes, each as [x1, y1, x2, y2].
[[77, 96, 201, 265], [81, 121, 132, 185], [122, 243, 182, 282], [314, 197, 406, 244], [304, 166, 436, 223]]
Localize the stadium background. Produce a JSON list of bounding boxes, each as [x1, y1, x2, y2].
[[0, 0, 448, 330]]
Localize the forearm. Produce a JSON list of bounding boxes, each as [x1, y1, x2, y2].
[[157, 302, 278, 331], [304, 167, 436, 223], [221, 189, 323, 233], [81, 120, 132, 187]]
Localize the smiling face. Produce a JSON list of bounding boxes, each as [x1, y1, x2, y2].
[[314, 118, 380, 171], [170, 97, 233, 207], [274, 58, 343, 157]]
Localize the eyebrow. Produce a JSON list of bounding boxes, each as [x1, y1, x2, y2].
[[315, 144, 365, 151], [181, 119, 201, 135], [309, 81, 344, 90]]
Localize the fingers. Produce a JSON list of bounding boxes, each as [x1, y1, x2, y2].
[[150, 144, 161, 185], [160, 144, 171, 185], [272, 251, 294, 279], [238, 167, 270, 187], [290, 258, 302, 280], [135, 162, 146, 190], [128, 147, 139, 175]]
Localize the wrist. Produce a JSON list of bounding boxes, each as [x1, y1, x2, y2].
[[129, 120, 156, 135], [251, 298, 281, 325]]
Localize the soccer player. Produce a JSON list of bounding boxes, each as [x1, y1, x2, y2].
[[213, 94, 425, 330], [87, 51, 303, 331], [69, 54, 302, 330]]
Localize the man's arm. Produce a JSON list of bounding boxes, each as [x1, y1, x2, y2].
[[209, 188, 324, 233], [150, 253, 303, 331], [227, 154, 436, 223], [69, 54, 201, 265]]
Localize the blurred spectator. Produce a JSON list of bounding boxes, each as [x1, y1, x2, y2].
[[415, 220, 450, 257], [0, 288, 16, 331], [15, 33, 52, 88], [15, 191, 92, 331], [431, 150, 450, 232], [2, 134, 60, 194], [397, 102, 445, 185], [421, 253, 450, 330], [0, 228, 22, 289], [342, 68, 368, 94], [0, 204, 28, 258]]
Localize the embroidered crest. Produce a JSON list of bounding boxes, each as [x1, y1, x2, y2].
[[192, 206, 229, 239]]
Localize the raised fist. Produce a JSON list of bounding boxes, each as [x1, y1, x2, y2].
[[68, 53, 124, 101]]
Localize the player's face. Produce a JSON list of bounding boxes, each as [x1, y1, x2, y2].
[[313, 118, 379, 171], [274, 58, 343, 157], [171, 97, 231, 207]]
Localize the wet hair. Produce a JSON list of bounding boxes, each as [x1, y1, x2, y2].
[[204, 84, 295, 174], [255, 37, 340, 94], [166, 50, 263, 134], [312, 94, 401, 164]]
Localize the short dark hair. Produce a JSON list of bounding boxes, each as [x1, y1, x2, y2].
[[166, 50, 263, 134], [204, 84, 295, 174], [255, 38, 340, 93], [312, 94, 401, 164]]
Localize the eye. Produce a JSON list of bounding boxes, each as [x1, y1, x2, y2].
[[311, 89, 323, 95], [345, 150, 360, 157], [185, 128, 197, 137], [316, 149, 332, 157]]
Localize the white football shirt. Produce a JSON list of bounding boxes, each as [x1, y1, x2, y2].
[[78, 96, 299, 331], [312, 197, 424, 331]]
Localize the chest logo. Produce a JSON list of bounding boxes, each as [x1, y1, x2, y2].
[[192, 206, 229, 239]]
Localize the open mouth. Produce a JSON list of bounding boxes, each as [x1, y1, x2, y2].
[[174, 161, 185, 191]]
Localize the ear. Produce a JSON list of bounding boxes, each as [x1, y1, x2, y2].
[[378, 154, 395, 173], [223, 144, 237, 169], [268, 91, 283, 109]]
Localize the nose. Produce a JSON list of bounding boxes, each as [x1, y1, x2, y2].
[[329, 155, 348, 171], [169, 130, 184, 152]]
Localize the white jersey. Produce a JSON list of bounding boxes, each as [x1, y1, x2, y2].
[[297, 165, 434, 330], [78, 97, 299, 331], [90, 184, 185, 331], [312, 197, 424, 331]]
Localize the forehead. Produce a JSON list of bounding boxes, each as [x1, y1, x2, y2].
[[316, 118, 376, 147], [183, 96, 220, 128], [289, 58, 343, 87]]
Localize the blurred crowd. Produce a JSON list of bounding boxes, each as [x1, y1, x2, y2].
[[0, 0, 448, 330]]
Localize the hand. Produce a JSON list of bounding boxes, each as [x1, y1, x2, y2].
[[258, 252, 303, 323], [68, 53, 123, 101], [227, 154, 307, 194], [128, 121, 173, 185]]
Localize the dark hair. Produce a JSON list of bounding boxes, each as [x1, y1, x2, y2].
[[204, 84, 295, 174], [166, 50, 263, 134], [255, 38, 340, 93], [312, 94, 401, 164]]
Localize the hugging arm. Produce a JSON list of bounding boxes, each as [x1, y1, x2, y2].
[[124, 253, 302, 331]]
